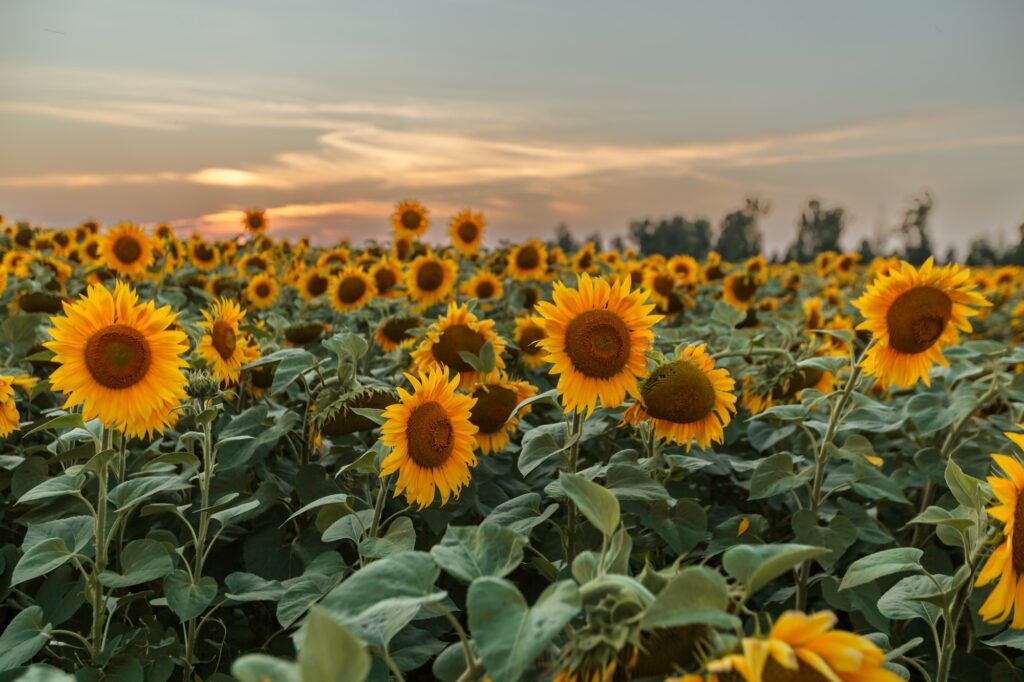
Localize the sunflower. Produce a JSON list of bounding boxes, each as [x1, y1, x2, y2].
[[702, 251, 725, 282], [707, 610, 901, 682], [469, 373, 537, 454], [406, 251, 457, 308], [44, 282, 188, 437], [0, 375, 20, 437], [102, 223, 153, 276], [245, 274, 280, 310], [449, 209, 485, 255], [242, 209, 268, 235], [188, 239, 221, 271], [297, 268, 331, 302], [237, 253, 272, 277], [514, 315, 548, 369], [369, 258, 404, 299], [667, 254, 699, 285], [507, 239, 549, 280], [815, 251, 837, 278], [411, 301, 507, 389], [803, 297, 825, 331], [154, 223, 175, 241], [853, 258, 989, 388], [741, 364, 835, 415], [722, 273, 759, 311], [379, 368, 478, 509], [643, 268, 678, 312], [624, 344, 736, 450], [535, 273, 661, 416], [391, 199, 430, 238], [976, 430, 1024, 628], [461, 270, 503, 307], [197, 298, 258, 385], [744, 254, 768, 283], [328, 266, 376, 313], [571, 243, 598, 274], [375, 315, 423, 352]]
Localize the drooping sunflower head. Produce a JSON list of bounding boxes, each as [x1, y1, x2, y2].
[[722, 273, 759, 310], [197, 298, 258, 385], [102, 223, 153, 276], [316, 247, 351, 274], [461, 270, 504, 306], [469, 373, 537, 454], [379, 368, 478, 509], [375, 315, 423, 352], [297, 268, 331, 301], [976, 430, 1024, 628], [708, 610, 902, 682], [854, 258, 990, 388], [391, 199, 430, 238], [44, 281, 188, 438], [514, 315, 548, 369], [406, 251, 457, 308], [188, 238, 221, 271], [328, 266, 377, 313], [624, 344, 736, 450], [507, 239, 549, 280], [246, 274, 280, 309], [449, 209, 485, 255], [803, 297, 824, 331], [369, 258, 404, 299], [411, 301, 507, 389], [242, 209, 268, 235], [237, 253, 272, 277], [535, 273, 661, 416]]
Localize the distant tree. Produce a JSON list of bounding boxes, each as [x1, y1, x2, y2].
[[714, 197, 767, 262], [610, 235, 627, 254], [1006, 222, 1024, 265], [942, 246, 958, 265], [553, 222, 578, 253], [858, 238, 876, 262], [897, 192, 934, 265], [585, 231, 604, 252], [966, 238, 1000, 266], [628, 215, 713, 258], [785, 199, 845, 262]]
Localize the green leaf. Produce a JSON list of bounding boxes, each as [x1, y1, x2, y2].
[[298, 607, 371, 682], [277, 575, 334, 628], [27, 413, 84, 436], [908, 505, 975, 531], [11, 537, 75, 586], [109, 475, 188, 511], [560, 472, 620, 537], [606, 462, 673, 503], [878, 575, 941, 623], [790, 511, 857, 569], [518, 423, 574, 476], [348, 407, 386, 426], [482, 493, 559, 538], [12, 664, 77, 681], [840, 548, 924, 590], [945, 458, 988, 511], [98, 539, 174, 588], [468, 578, 581, 682], [17, 473, 87, 505], [982, 629, 1024, 650], [163, 570, 217, 621], [359, 516, 416, 559], [211, 498, 261, 527], [0, 606, 53, 672], [640, 566, 740, 630], [711, 301, 746, 327], [231, 655, 298, 682], [723, 543, 829, 597], [748, 453, 811, 500], [431, 524, 526, 584]]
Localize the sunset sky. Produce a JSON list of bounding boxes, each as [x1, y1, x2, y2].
[[1, 0, 1022, 254]]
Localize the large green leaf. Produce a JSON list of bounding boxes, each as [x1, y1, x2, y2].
[[468, 578, 581, 682], [17, 473, 86, 505], [298, 607, 371, 682], [722, 543, 828, 597], [0, 606, 52, 672], [98, 539, 174, 588], [639, 566, 739, 630], [163, 570, 217, 621], [359, 516, 415, 559], [430, 524, 525, 583], [560, 472, 620, 537], [840, 548, 924, 590], [231, 655, 298, 682], [11, 538, 75, 586]]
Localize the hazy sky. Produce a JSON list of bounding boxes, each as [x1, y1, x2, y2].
[[1, 0, 1022, 254]]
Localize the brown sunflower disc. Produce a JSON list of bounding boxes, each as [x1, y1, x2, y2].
[[642, 360, 715, 424], [432, 325, 486, 372], [470, 385, 519, 434], [113, 235, 143, 264], [211, 321, 237, 360], [564, 309, 631, 379], [416, 262, 445, 291], [85, 324, 152, 389], [406, 401, 454, 468], [337, 276, 367, 304], [885, 285, 952, 354]]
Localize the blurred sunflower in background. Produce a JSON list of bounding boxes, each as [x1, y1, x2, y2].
[[245, 274, 280, 309], [406, 251, 457, 308], [507, 239, 549, 280], [449, 209, 485, 255], [297, 268, 331, 301], [242, 209, 268, 235], [328, 266, 376, 313], [854, 258, 989, 388], [375, 315, 422, 352], [514, 315, 548, 369], [45, 281, 188, 437], [722, 272, 760, 310], [391, 199, 430, 238], [0, 375, 20, 437], [188, 238, 221, 271], [667, 254, 699, 285], [197, 298, 258, 385], [369, 258, 404, 299], [461, 270, 503, 307], [624, 344, 735, 449], [379, 367, 478, 509], [469, 372, 537, 454], [536, 273, 661, 416], [411, 301, 507, 388], [102, 223, 153, 276]]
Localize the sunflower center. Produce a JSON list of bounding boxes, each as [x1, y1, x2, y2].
[[245, 256, 267, 272], [247, 213, 264, 229], [730, 276, 758, 301], [85, 324, 152, 389], [401, 210, 422, 231], [641, 360, 715, 424], [470, 385, 519, 434], [520, 287, 540, 310], [457, 221, 478, 243], [653, 274, 675, 297], [406, 401, 454, 468], [194, 243, 215, 261], [1013, 493, 1024, 575], [382, 316, 421, 344], [516, 246, 540, 270], [113, 236, 143, 264], [476, 281, 495, 299], [306, 273, 328, 297], [255, 283, 271, 298], [211, 321, 237, 360], [86, 242, 100, 259], [761, 658, 831, 682], [518, 325, 545, 355], [565, 309, 631, 379], [577, 252, 593, 270], [416, 262, 445, 292], [433, 324, 486, 372], [338, 276, 367, 304], [375, 267, 397, 292], [886, 286, 952, 354]]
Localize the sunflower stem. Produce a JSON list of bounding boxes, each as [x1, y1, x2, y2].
[[935, 532, 991, 682], [368, 474, 390, 539], [566, 410, 585, 567], [89, 426, 113, 660], [185, 398, 218, 679]]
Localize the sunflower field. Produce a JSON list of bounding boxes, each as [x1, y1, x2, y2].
[[1, 204, 1023, 682]]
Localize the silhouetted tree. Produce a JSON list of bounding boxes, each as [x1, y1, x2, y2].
[[966, 238, 1000, 266], [1006, 222, 1024, 265], [897, 192, 934, 265], [628, 215, 713, 258], [858, 238, 876, 262], [786, 200, 845, 262], [715, 197, 767, 262], [553, 223, 578, 253]]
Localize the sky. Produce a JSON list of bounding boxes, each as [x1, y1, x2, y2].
[[1, 0, 1022, 255]]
